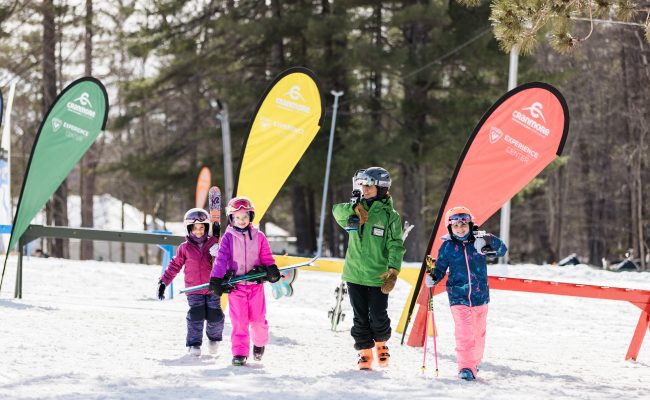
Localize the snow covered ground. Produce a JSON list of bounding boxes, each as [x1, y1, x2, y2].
[[0, 257, 648, 399]]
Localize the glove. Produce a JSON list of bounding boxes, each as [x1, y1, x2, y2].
[[379, 268, 399, 294], [209, 276, 226, 296], [157, 279, 166, 300], [212, 222, 221, 238], [425, 273, 438, 288], [249, 265, 269, 284], [474, 234, 494, 255], [350, 189, 361, 205], [353, 203, 368, 225], [209, 243, 219, 257], [266, 264, 281, 283]]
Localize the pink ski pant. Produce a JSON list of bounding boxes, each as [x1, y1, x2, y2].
[[228, 283, 269, 357], [450, 304, 488, 376]]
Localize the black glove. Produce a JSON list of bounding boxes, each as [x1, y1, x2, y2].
[[212, 222, 221, 238], [210, 277, 226, 296], [249, 265, 268, 284], [266, 264, 281, 283], [350, 189, 361, 205], [157, 279, 166, 300]]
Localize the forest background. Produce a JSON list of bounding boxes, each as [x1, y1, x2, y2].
[[0, 0, 648, 269]]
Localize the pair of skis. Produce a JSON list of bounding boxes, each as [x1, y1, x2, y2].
[[327, 220, 415, 331]]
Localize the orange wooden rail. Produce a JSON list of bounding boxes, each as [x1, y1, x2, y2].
[[406, 275, 650, 361]]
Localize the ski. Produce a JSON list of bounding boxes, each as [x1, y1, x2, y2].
[[271, 269, 298, 299], [328, 281, 347, 331], [179, 258, 317, 294], [208, 186, 221, 239]]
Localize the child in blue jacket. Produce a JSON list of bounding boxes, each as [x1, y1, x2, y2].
[[425, 206, 507, 381]]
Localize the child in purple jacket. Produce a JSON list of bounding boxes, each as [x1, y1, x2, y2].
[[157, 208, 223, 357], [209, 197, 281, 366]]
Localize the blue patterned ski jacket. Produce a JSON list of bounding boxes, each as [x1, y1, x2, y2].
[[431, 234, 507, 307]]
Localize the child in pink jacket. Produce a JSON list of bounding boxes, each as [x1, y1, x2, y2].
[[209, 197, 280, 366], [157, 208, 223, 357]]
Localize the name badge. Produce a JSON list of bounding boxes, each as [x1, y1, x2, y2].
[[372, 226, 385, 237]]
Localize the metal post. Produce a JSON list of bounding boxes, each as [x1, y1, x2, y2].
[[499, 45, 519, 265], [316, 91, 344, 257], [14, 241, 23, 298], [216, 102, 234, 203]]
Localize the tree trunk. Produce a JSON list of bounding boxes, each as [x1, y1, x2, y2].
[[80, 0, 95, 260], [42, 0, 68, 258], [291, 185, 312, 255]]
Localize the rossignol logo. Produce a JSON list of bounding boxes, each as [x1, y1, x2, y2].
[[512, 101, 550, 137], [489, 127, 503, 144], [66, 92, 96, 119], [52, 118, 62, 131], [276, 85, 311, 114]]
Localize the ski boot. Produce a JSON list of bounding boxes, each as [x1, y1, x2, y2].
[[208, 340, 220, 355], [232, 356, 247, 366], [458, 368, 475, 381], [253, 345, 265, 361], [375, 341, 390, 368], [357, 348, 373, 370], [188, 345, 201, 357]]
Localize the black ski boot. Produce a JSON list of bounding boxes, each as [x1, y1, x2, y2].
[[232, 355, 247, 366], [253, 345, 265, 361]]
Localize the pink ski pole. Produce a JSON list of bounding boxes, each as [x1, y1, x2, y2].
[[421, 290, 431, 373]]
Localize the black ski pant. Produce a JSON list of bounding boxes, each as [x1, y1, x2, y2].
[[347, 282, 391, 350]]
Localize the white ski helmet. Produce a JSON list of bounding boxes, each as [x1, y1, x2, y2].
[[183, 208, 210, 235]]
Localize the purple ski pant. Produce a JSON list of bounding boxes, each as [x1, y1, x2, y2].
[[186, 293, 224, 347], [228, 283, 269, 357]]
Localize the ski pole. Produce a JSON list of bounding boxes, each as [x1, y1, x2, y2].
[[421, 289, 431, 374], [429, 287, 439, 377]]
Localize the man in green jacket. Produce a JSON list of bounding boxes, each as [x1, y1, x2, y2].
[[332, 167, 405, 370]]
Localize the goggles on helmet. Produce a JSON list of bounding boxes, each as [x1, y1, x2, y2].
[[449, 213, 472, 226], [227, 198, 253, 214], [354, 172, 378, 187], [185, 210, 209, 223]]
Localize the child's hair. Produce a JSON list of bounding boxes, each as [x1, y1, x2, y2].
[[226, 197, 255, 223], [184, 208, 210, 235]]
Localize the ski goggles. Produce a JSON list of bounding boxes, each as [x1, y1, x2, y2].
[[449, 213, 472, 226], [186, 211, 209, 223], [354, 172, 379, 187], [228, 198, 253, 212]]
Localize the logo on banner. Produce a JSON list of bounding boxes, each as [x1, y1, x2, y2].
[[512, 101, 550, 138], [504, 134, 539, 159], [66, 91, 96, 119], [522, 102, 546, 123], [52, 118, 62, 132], [489, 127, 503, 144], [284, 85, 305, 102], [258, 116, 304, 135], [276, 85, 311, 114]]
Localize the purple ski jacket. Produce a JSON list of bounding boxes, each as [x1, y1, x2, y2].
[[210, 224, 275, 279], [161, 235, 219, 295]]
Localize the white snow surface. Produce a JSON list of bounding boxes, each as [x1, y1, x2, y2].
[[0, 258, 648, 399]]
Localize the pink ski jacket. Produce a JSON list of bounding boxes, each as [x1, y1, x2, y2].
[[211, 224, 275, 279]]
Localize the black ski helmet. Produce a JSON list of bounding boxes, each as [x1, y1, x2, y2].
[[358, 166, 391, 198]]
